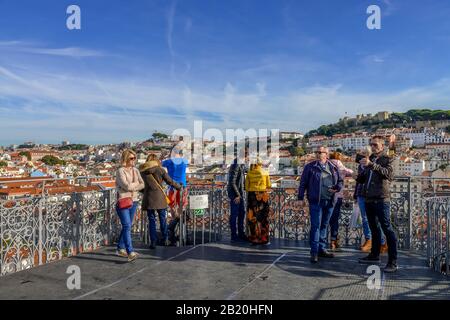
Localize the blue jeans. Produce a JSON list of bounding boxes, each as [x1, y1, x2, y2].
[[358, 196, 386, 245], [147, 209, 168, 244], [365, 200, 397, 261], [230, 199, 246, 239], [329, 198, 343, 241], [309, 199, 334, 255], [116, 202, 138, 254]]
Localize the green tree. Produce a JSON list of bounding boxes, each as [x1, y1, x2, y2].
[[41, 155, 66, 166], [152, 132, 169, 140], [19, 151, 31, 161], [291, 159, 300, 168], [289, 146, 306, 157], [59, 144, 88, 151], [0, 160, 7, 167]]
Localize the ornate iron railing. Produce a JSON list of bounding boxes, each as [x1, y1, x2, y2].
[[426, 197, 450, 275], [1, 177, 449, 276], [1, 191, 112, 275]]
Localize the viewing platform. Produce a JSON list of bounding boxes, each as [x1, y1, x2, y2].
[[0, 239, 448, 300], [0, 177, 449, 299]]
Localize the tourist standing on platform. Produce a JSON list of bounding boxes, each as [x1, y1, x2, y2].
[[164, 149, 189, 244], [227, 152, 248, 242], [298, 146, 343, 263], [245, 158, 271, 245], [354, 147, 388, 253], [163, 149, 189, 214], [357, 136, 398, 273], [140, 154, 182, 249], [116, 149, 145, 262], [328, 152, 353, 251]]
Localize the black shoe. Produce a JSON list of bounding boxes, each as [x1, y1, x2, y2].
[[318, 250, 335, 258], [238, 235, 248, 242], [149, 243, 156, 249], [359, 254, 380, 264], [384, 262, 398, 273], [310, 255, 319, 263]]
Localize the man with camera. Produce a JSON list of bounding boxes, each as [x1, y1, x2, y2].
[[298, 146, 343, 263], [357, 136, 398, 273]]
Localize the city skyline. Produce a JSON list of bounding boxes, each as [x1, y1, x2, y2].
[[1, 0, 450, 145]]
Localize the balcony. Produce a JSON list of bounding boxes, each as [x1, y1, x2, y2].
[[0, 177, 449, 299]]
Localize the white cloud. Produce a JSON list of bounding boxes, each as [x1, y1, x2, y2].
[[0, 41, 104, 58], [1, 61, 449, 144]]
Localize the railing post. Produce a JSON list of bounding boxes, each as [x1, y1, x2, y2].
[[106, 189, 112, 246], [179, 188, 184, 247], [426, 199, 431, 267], [407, 177, 412, 250], [74, 193, 81, 254], [446, 198, 449, 275], [277, 190, 282, 239], [38, 197, 43, 266]]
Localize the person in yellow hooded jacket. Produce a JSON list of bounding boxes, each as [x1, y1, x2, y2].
[[245, 158, 271, 245]]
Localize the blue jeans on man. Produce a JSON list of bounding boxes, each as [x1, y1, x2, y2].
[[365, 200, 397, 261], [147, 209, 168, 244], [309, 199, 334, 255], [116, 202, 138, 254], [230, 199, 246, 240]]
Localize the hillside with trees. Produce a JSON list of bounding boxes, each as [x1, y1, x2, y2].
[[306, 109, 450, 137]]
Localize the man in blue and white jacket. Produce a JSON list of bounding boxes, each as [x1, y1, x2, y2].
[[298, 146, 343, 263]]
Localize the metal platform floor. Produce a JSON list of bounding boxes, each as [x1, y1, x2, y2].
[[0, 239, 448, 300]]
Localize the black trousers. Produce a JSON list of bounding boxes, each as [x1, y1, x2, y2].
[[365, 200, 398, 262]]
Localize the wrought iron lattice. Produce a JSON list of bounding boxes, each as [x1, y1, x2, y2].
[[426, 197, 450, 276], [1, 177, 448, 276]]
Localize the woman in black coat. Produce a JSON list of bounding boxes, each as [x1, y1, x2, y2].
[[140, 154, 181, 249]]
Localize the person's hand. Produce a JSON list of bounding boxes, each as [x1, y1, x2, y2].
[[360, 157, 372, 167], [234, 196, 241, 204], [328, 188, 338, 194]]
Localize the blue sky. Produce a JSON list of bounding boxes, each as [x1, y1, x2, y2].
[[0, 0, 450, 145]]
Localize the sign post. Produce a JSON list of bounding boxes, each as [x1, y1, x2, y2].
[[189, 195, 209, 245]]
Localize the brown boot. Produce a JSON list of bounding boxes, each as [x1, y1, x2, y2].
[[380, 243, 388, 254], [331, 239, 343, 252], [360, 239, 372, 252], [331, 240, 337, 251]]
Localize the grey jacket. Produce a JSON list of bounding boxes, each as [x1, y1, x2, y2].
[[227, 160, 246, 200]]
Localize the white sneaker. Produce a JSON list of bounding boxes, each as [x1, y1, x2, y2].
[[116, 249, 128, 258], [128, 252, 138, 262]]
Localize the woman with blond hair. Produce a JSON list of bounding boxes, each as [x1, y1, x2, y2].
[[245, 157, 271, 245], [140, 154, 181, 249], [116, 149, 145, 261]]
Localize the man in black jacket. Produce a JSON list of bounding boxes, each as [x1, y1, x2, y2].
[[357, 136, 398, 272], [227, 155, 248, 242]]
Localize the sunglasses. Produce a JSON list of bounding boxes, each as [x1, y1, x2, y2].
[[129, 157, 136, 160], [370, 143, 379, 147], [316, 151, 328, 154]]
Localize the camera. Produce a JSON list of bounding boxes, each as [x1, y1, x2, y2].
[[355, 153, 365, 163]]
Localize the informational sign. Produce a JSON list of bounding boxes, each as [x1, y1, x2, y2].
[[280, 180, 300, 189], [189, 195, 209, 210]]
